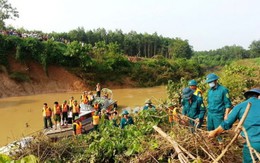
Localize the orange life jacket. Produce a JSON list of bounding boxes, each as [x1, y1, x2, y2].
[[53, 105, 61, 115], [69, 99, 74, 107], [72, 104, 80, 113], [73, 122, 82, 135], [62, 104, 68, 113], [43, 107, 52, 117], [94, 103, 99, 110], [82, 95, 88, 104], [92, 115, 100, 125]]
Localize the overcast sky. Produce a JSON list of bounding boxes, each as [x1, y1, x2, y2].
[[5, 0, 260, 51]]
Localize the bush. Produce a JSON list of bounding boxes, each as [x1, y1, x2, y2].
[[9, 72, 30, 82]]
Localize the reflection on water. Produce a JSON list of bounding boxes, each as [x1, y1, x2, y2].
[[0, 86, 167, 146], [0, 100, 36, 109]]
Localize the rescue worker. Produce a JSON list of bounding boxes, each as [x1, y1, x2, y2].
[[143, 99, 156, 111], [100, 108, 109, 124], [167, 102, 179, 125], [53, 101, 62, 130], [72, 100, 80, 121], [206, 73, 232, 142], [81, 91, 89, 104], [61, 100, 69, 126], [42, 103, 53, 129], [110, 108, 119, 127], [188, 79, 203, 98], [208, 88, 260, 163], [93, 101, 100, 112], [73, 119, 82, 135], [87, 91, 94, 105], [96, 83, 101, 97], [69, 96, 74, 109], [120, 110, 134, 129], [92, 111, 100, 131], [181, 87, 205, 130]]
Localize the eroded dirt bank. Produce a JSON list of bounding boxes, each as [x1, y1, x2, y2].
[[0, 57, 87, 98]]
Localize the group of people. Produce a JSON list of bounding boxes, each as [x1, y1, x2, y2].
[[176, 73, 260, 163], [42, 97, 81, 130], [42, 77, 260, 162]]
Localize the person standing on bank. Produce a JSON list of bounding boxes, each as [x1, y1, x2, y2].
[[206, 73, 232, 139], [143, 99, 156, 111], [120, 110, 134, 129], [208, 88, 260, 163], [188, 79, 203, 98], [181, 87, 205, 129]]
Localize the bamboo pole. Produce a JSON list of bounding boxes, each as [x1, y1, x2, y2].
[[153, 125, 190, 163], [213, 102, 251, 163], [242, 127, 260, 162]]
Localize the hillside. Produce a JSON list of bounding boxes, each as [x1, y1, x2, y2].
[[0, 56, 87, 98]]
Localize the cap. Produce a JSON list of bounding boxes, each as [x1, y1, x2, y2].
[[244, 88, 260, 97], [145, 99, 152, 104], [206, 73, 219, 83], [182, 87, 194, 99], [122, 110, 129, 115], [188, 79, 198, 86]]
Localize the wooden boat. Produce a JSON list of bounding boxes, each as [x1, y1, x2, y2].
[[43, 110, 94, 138], [44, 96, 117, 138]]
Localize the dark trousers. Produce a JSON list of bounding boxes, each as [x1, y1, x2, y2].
[[62, 112, 68, 124], [44, 116, 53, 129], [97, 91, 101, 97], [72, 113, 79, 121]]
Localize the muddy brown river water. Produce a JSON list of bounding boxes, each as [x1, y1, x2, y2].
[[0, 86, 167, 146]]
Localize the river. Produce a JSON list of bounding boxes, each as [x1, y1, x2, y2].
[[0, 86, 167, 146]]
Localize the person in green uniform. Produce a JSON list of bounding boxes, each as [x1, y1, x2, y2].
[[206, 73, 232, 132], [143, 99, 156, 111], [208, 88, 260, 163], [120, 110, 134, 129], [188, 79, 203, 98], [181, 87, 205, 129]]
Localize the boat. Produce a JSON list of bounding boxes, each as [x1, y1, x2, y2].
[[43, 110, 94, 138], [0, 137, 33, 156], [44, 91, 117, 138]]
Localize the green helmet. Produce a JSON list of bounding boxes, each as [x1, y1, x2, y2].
[[188, 79, 198, 86], [122, 110, 129, 115], [206, 73, 219, 83]]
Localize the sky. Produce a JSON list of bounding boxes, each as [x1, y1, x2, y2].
[[5, 0, 260, 51]]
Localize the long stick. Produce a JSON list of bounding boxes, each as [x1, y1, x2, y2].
[[213, 102, 251, 163], [153, 125, 190, 163], [242, 127, 256, 163]]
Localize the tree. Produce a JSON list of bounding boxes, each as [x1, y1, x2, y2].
[[249, 40, 260, 58], [169, 38, 193, 59], [0, 0, 19, 29]]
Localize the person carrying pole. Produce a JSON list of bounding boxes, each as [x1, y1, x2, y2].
[[208, 88, 260, 163], [206, 73, 232, 143]]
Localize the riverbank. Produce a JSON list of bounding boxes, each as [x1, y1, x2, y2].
[[0, 56, 136, 98]]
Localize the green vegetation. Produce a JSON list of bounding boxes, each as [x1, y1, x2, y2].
[[0, 34, 202, 87], [9, 72, 30, 82], [0, 0, 19, 29]]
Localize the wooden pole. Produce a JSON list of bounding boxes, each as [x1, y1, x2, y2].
[[153, 125, 190, 163], [242, 127, 256, 163], [213, 102, 251, 163]]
